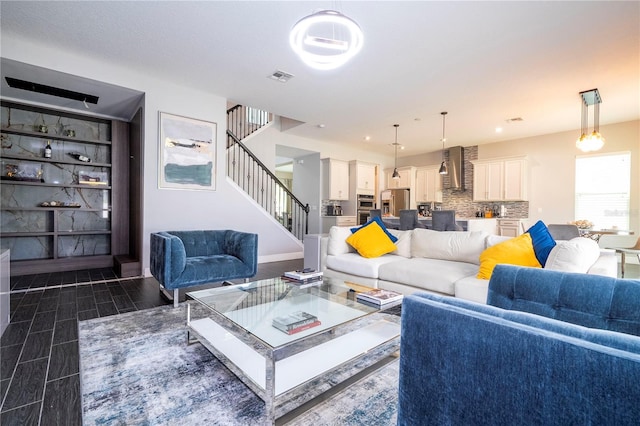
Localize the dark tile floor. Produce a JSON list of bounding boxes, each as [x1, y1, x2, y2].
[[0, 259, 303, 426]]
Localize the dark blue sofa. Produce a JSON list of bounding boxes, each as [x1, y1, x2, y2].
[[150, 230, 258, 307], [398, 265, 640, 425]]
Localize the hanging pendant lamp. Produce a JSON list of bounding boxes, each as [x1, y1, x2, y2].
[[438, 112, 448, 175], [289, 10, 364, 70], [392, 124, 400, 180], [576, 89, 604, 152]]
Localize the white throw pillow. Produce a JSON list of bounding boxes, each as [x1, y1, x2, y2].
[[388, 229, 412, 258], [544, 237, 600, 273], [485, 234, 511, 248], [327, 226, 356, 256], [411, 228, 488, 265]]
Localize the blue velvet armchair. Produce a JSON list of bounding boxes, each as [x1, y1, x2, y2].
[[398, 265, 640, 425], [150, 230, 258, 307]]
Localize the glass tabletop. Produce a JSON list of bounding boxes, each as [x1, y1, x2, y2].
[[186, 276, 390, 348]]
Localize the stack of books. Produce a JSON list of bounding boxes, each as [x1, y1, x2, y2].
[[356, 288, 403, 306], [272, 311, 321, 335], [282, 268, 323, 285]]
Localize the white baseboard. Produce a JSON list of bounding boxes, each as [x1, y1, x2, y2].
[[258, 251, 303, 263]]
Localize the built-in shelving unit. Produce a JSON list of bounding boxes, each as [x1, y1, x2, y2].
[[1, 100, 131, 275]]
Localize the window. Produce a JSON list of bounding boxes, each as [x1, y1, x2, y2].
[[246, 107, 269, 126], [575, 152, 631, 229]]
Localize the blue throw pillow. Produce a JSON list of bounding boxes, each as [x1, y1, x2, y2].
[[526, 220, 556, 266], [351, 216, 398, 243]]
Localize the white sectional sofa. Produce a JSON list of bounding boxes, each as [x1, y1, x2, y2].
[[318, 226, 617, 304]]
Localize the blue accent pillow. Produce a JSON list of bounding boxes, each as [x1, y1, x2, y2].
[[351, 216, 398, 243], [526, 220, 556, 266]]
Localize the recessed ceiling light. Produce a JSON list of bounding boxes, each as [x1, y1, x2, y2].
[[317, 124, 326, 128], [364, 136, 371, 141], [495, 127, 503, 133]]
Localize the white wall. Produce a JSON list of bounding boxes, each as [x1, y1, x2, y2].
[[478, 120, 639, 232], [2, 34, 303, 275]]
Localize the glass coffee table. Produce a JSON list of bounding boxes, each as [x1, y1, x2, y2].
[[186, 276, 401, 424]]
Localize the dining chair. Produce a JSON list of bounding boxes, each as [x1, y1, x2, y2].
[[607, 237, 640, 278], [547, 224, 581, 240], [399, 209, 427, 230], [431, 210, 463, 231]]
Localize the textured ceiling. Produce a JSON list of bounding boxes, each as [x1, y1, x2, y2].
[[1, 1, 638, 157]]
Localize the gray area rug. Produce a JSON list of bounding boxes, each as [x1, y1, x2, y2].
[[79, 304, 399, 425]]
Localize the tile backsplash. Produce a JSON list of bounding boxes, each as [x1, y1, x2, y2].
[[441, 145, 529, 219]]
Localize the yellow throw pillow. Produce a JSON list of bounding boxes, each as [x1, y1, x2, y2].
[[346, 221, 397, 258], [477, 233, 541, 279]]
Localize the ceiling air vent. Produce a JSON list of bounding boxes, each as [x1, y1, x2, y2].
[[506, 117, 524, 123], [268, 70, 294, 83], [5, 77, 99, 104]]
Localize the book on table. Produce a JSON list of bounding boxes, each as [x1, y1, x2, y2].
[[281, 276, 323, 289], [356, 289, 403, 305], [272, 311, 320, 334], [283, 268, 323, 281]]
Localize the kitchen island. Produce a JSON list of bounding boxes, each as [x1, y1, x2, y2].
[[382, 217, 498, 234]]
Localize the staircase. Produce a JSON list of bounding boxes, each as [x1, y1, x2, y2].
[[226, 105, 309, 240]]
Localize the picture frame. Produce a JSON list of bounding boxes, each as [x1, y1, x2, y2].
[[158, 112, 217, 190]]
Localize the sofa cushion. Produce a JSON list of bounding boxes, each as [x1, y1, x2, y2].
[[526, 220, 556, 266], [379, 258, 478, 295], [346, 221, 397, 258], [327, 226, 356, 256], [545, 237, 600, 273], [326, 253, 401, 279], [351, 216, 398, 243], [388, 229, 412, 258], [454, 276, 490, 304], [411, 229, 488, 265], [477, 233, 541, 279]]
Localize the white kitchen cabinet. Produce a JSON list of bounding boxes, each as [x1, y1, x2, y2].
[[498, 219, 526, 237], [321, 216, 357, 233], [322, 158, 350, 200], [466, 218, 497, 235], [350, 161, 377, 196], [415, 166, 443, 203], [503, 158, 528, 201], [472, 161, 503, 201], [472, 157, 528, 201], [385, 166, 413, 189]]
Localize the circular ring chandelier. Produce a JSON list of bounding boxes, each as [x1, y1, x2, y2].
[[289, 10, 364, 70]]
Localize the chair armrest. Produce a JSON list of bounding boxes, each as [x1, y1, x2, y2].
[[150, 232, 187, 287], [224, 231, 258, 276]]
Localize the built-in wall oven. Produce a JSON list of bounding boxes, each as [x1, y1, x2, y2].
[[357, 194, 376, 225]]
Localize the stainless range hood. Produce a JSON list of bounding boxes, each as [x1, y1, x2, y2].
[[444, 146, 464, 190]]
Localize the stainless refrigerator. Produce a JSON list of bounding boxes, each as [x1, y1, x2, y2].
[[381, 189, 410, 216]]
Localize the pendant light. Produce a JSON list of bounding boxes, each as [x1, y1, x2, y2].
[[392, 124, 400, 180], [576, 89, 604, 152], [289, 10, 364, 70], [438, 112, 448, 175]]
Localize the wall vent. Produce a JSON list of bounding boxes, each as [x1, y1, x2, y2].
[[268, 70, 294, 83]]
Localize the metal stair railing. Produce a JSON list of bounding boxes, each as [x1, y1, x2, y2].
[[226, 129, 309, 240], [227, 104, 272, 141]]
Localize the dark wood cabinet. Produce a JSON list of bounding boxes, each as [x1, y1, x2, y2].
[[1, 100, 133, 275]]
